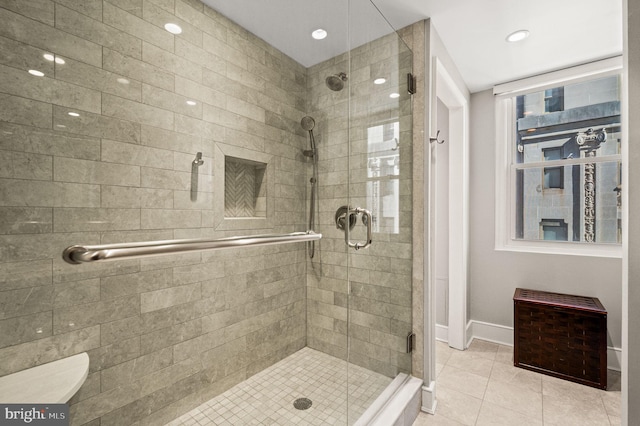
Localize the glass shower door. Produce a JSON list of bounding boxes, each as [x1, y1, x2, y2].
[[346, 0, 414, 422]]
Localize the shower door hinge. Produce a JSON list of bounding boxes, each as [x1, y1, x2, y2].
[[407, 73, 416, 95], [406, 332, 416, 353]]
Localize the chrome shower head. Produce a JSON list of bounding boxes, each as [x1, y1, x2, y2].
[[301, 116, 315, 132], [301, 116, 317, 157], [326, 72, 348, 91]]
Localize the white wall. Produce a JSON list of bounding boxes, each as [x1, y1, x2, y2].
[[469, 89, 623, 348], [435, 98, 450, 328]]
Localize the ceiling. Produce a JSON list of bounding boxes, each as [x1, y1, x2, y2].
[[201, 0, 623, 93]]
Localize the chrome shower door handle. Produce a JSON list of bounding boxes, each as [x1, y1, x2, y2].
[[346, 207, 372, 250]]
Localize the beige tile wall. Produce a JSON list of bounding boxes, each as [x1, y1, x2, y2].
[[0, 1, 309, 425], [306, 33, 414, 377]]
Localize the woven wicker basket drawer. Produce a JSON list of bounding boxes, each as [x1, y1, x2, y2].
[[513, 288, 607, 389]]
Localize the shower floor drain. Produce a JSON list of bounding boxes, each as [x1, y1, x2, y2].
[[293, 397, 312, 410]]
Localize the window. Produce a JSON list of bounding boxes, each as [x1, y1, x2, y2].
[[541, 219, 568, 241], [543, 147, 564, 189], [366, 121, 400, 234], [494, 58, 622, 256], [544, 87, 564, 113]]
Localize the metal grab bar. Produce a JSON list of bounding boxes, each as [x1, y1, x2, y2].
[[62, 231, 322, 265]]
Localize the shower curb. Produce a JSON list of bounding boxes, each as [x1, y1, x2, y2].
[[354, 374, 423, 426]]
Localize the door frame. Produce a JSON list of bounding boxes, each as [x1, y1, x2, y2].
[[431, 58, 470, 351]]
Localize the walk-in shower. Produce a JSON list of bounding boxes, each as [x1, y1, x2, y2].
[[0, 0, 415, 424]]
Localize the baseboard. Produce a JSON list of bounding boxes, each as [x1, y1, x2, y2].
[[467, 320, 513, 346], [466, 319, 622, 371], [421, 380, 437, 414], [608, 346, 622, 372], [435, 324, 448, 342]]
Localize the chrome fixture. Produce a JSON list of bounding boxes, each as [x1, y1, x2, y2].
[[63, 231, 322, 264], [335, 206, 372, 250], [335, 205, 357, 232], [301, 116, 319, 258], [301, 116, 317, 158], [326, 72, 348, 91], [192, 152, 204, 166], [191, 152, 204, 201], [407, 73, 416, 94]]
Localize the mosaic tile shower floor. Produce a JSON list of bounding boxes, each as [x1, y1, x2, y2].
[[166, 347, 393, 426]]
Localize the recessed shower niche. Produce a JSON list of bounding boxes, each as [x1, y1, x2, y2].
[[213, 144, 274, 230], [224, 156, 267, 218]]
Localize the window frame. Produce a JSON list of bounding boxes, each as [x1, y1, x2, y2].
[[494, 57, 623, 258]]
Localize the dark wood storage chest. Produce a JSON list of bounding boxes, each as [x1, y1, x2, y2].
[[513, 288, 607, 389]]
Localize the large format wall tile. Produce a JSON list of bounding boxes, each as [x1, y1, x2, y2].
[[0, 122, 101, 160], [103, 48, 175, 92], [0, 7, 102, 67], [0, 94, 52, 129], [54, 157, 141, 187], [0, 63, 102, 114], [55, 4, 142, 60], [0, 179, 101, 208], [53, 106, 141, 144], [102, 93, 174, 131]]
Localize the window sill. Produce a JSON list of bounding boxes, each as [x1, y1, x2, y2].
[[495, 240, 622, 258]]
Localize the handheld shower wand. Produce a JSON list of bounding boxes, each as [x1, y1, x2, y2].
[[301, 116, 316, 158], [301, 116, 318, 258]]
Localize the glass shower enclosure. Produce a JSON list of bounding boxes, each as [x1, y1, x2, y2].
[[305, 0, 415, 422], [0, 0, 412, 424]]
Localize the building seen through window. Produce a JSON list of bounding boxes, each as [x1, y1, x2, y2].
[[543, 147, 564, 189], [513, 74, 621, 244]]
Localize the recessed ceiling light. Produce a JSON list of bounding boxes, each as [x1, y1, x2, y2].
[[506, 30, 530, 43], [164, 23, 182, 34], [186, 100, 197, 106], [28, 69, 44, 77], [389, 93, 400, 99], [312, 29, 327, 40], [374, 78, 386, 85], [117, 77, 130, 85], [56, 124, 67, 128], [54, 57, 65, 65], [68, 112, 80, 117]]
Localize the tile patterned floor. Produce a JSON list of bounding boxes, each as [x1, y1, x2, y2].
[[413, 339, 621, 426], [166, 347, 392, 426]]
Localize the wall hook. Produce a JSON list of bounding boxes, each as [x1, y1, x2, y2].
[[429, 130, 445, 144]]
